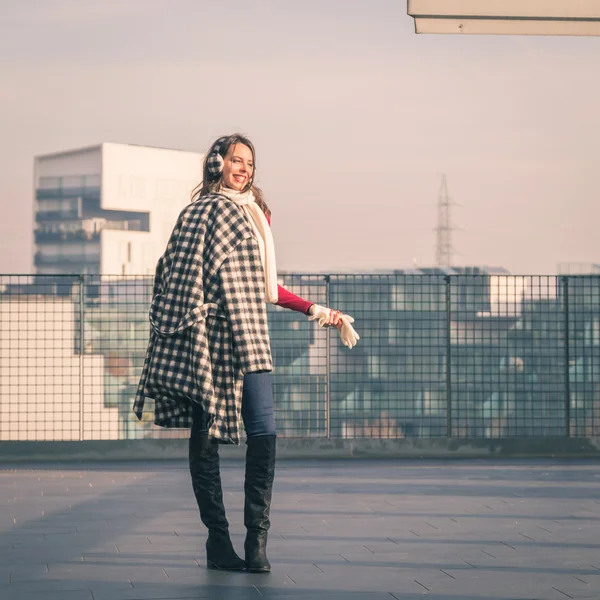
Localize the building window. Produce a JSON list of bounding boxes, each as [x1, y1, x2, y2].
[[37, 198, 79, 216]]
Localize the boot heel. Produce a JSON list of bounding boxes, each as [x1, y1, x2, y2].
[[207, 559, 247, 571], [206, 533, 247, 571]]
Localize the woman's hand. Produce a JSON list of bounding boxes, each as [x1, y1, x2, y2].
[[308, 304, 343, 328], [308, 304, 360, 349]]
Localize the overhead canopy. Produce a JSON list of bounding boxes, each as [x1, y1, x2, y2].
[[407, 0, 600, 36]]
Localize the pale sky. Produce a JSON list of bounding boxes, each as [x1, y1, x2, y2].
[[1, 0, 599, 275]]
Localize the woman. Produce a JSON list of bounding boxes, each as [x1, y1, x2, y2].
[[134, 134, 359, 573]]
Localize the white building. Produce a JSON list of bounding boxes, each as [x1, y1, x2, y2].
[[34, 143, 203, 276], [0, 296, 114, 441]]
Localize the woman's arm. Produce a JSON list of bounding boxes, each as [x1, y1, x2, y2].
[[276, 284, 313, 315], [266, 213, 358, 347]]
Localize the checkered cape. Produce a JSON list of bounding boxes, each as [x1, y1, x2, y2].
[[133, 194, 273, 445]]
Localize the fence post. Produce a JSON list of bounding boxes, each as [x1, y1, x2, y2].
[[325, 274, 331, 439], [563, 276, 571, 437], [445, 275, 453, 438], [79, 275, 85, 442]]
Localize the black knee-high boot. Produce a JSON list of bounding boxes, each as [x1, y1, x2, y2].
[[189, 433, 246, 571], [244, 435, 276, 573]]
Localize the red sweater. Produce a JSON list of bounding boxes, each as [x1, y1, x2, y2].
[[277, 284, 313, 315], [266, 215, 313, 315]]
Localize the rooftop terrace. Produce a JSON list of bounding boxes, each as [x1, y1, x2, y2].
[[2, 458, 600, 600]]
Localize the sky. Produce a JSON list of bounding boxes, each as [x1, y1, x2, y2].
[[0, 0, 599, 275]]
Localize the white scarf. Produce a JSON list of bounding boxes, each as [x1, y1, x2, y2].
[[218, 187, 278, 304]]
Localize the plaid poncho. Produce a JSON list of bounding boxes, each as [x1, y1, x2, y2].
[[133, 194, 273, 444]]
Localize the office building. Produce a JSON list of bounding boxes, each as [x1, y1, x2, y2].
[[33, 143, 203, 276]]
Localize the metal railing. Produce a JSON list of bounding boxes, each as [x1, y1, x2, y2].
[[1, 273, 599, 442]]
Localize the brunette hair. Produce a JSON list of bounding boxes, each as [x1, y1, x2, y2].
[[191, 133, 271, 220]]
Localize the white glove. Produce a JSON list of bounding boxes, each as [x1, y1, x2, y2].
[[338, 314, 360, 349], [308, 304, 339, 327], [308, 304, 360, 349]]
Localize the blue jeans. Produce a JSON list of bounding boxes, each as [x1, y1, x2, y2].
[[191, 371, 276, 439]]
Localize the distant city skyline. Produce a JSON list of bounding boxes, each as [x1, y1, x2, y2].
[[1, 0, 599, 275]]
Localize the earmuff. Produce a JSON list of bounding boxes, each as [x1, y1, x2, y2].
[[206, 136, 228, 177], [206, 135, 256, 184]]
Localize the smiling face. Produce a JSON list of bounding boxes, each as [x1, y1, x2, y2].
[[221, 142, 254, 191]]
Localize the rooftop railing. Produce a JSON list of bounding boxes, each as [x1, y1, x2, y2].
[[0, 273, 599, 443]]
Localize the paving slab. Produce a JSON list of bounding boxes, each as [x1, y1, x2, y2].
[[1, 458, 600, 599]]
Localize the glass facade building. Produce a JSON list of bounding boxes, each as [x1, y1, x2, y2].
[[34, 174, 150, 276], [32, 143, 203, 285]]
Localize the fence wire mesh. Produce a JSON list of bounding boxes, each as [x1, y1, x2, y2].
[[1, 274, 599, 441]]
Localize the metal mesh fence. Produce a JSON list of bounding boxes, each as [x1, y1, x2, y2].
[[329, 275, 448, 439], [449, 276, 566, 438], [1, 274, 599, 442], [568, 276, 600, 437]]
